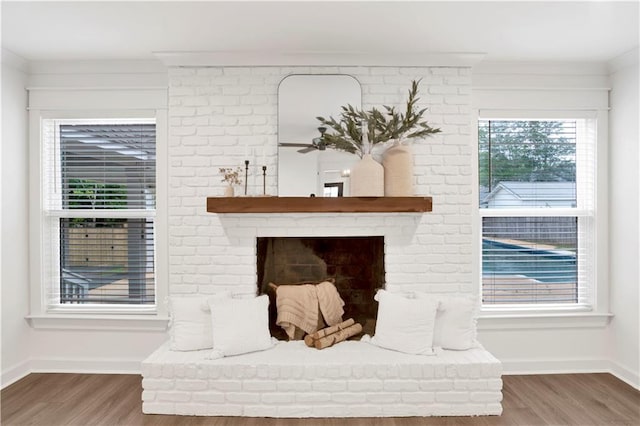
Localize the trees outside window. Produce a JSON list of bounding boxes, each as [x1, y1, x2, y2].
[[44, 120, 156, 306], [479, 119, 594, 306]]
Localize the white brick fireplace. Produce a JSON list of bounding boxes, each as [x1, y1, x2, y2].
[[142, 65, 501, 418], [168, 66, 474, 298]]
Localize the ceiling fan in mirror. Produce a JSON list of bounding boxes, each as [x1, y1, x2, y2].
[[279, 127, 327, 153]]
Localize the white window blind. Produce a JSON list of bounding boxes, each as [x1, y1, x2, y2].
[[479, 118, 595, 306], [43, 119, 156, 306]]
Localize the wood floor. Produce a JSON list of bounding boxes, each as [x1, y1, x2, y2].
[[1, 373, 638, 425]]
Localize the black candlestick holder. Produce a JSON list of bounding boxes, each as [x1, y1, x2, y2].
[[262, 165, 267, 195], [244, 160, 249, 195]]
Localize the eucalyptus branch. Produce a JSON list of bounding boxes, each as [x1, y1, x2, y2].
[[316, 80, 441, 157]]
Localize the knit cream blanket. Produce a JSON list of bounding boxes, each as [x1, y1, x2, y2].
[[275, 280, 345, 340]]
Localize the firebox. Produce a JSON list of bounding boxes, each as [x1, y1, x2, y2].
[[257, 236, 384, 339]]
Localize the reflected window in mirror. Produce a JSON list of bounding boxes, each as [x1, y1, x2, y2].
[[278, 75, 361, 196], [323, 182, 344, 198]]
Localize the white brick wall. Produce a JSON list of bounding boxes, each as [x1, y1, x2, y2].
[[167, 66, 473, 297], [142, 341, 502, 417]]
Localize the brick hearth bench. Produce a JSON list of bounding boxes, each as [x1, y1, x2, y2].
[[142, 340, 502, 418]]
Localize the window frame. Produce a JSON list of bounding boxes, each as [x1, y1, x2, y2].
[[479, 117, 592, 308], [472, 108, 609, 321], [47, 117, 157, 310], [28, 100, 168, 328]]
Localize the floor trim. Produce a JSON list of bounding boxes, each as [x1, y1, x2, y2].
[[501, 358, 610, 375], [5, 356, 639, 391], [501, 358, 640, 390], [29, 357, 142, 375], [1, 357, 142, 390], [609, 360, 640, 390], [1, 359, 31, 389]]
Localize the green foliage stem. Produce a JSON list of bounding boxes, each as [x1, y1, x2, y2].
[[317, 80, 441, 157]]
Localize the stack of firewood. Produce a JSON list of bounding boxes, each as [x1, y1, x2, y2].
[[303, 318, 362, 350]]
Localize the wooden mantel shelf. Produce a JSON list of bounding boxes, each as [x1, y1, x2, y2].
[[206, 196, 432, 214]]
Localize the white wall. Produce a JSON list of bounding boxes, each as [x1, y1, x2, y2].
[[1, 61, 170, 387], [473, 62, 615, 378], [608, 50, 640, 388], [170, 64, 623, 381], [3, 58, 638, 389], [167, 66, 473, 296], [1, 52, 32, 386]]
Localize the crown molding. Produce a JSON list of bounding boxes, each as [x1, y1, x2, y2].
[[474, 60, 609, 76], [28, 59, 167, 75], [153, 50, 486, 68], [1, 48, 29, 73], [608, 47, 639, 74]]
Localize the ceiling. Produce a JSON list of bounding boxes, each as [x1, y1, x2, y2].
[[1, 1, 638, 64]]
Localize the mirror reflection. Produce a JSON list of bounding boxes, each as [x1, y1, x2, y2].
[[278, 75, 362, 196]]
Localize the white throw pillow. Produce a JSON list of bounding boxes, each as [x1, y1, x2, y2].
[[434, 296, 477, 350], [168, 296, 213, 351], [415, 293, 478, 350], [208, 294, 273, 357], [370, 290, 438, 355]]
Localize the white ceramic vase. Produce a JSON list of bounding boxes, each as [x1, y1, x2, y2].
[[382, 143, 414, 196], [223, 184, 235, 197], [350, 154, 384, 196]]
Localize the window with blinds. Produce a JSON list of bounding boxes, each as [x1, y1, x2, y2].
[[43, 119, 156, 306], [479, 119, 595, 306]]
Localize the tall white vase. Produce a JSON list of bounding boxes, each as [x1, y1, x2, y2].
[[382, 143, 414, 196], [350, 154, 384, 196]]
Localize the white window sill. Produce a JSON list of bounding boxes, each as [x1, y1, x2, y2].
[[477, 310, 613, 330], [26, 314, 169, 331]]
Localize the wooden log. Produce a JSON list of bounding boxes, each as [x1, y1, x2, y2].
[[304, 334, 314, 347], [304, 318, 355, 347], [314, 323, 363, 350]]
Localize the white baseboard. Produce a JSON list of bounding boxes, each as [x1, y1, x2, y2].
[[1, 357, 142, 390], [1, 359, 31, 389], [501, 358, 610, 375], [608, 360, 640, 390], [501, 358, 640, 390], [29, 357, 142, 375], [5, 356, 639, 391]]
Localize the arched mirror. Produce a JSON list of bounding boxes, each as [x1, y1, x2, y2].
[[278, 75, 361, 196]]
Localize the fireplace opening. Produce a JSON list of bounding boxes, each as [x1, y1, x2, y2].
[[257, 236, 385, 340]]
